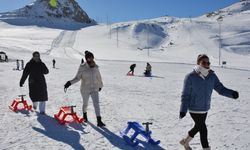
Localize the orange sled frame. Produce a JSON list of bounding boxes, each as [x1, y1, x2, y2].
[[54, 106, 84, 124], [9, 95, 32, 112]]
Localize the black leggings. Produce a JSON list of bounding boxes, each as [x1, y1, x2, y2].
[[188, 113, 209, 148]]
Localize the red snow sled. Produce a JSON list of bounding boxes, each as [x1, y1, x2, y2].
[[54, 106, 84, 124], [9, 95, 32, 112], [127, 72, 134, 76]]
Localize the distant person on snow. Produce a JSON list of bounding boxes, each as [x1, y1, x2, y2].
[[19, 51, 49, 114], [144, 62, 152, 76], [21, 60, 24, 70], [16, 59, 20, 70], [127, 64, 136, 76], [64, 51, 105, 127], [52, 59, 56, 68], [179, 54, 239, 150]]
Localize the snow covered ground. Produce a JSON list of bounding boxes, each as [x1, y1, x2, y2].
[[0, 53, 250, 150], [1, 1, 250, 149]]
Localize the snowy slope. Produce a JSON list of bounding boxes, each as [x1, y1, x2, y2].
[[0, 1, 250, 150], [0, 53, 250, 150]]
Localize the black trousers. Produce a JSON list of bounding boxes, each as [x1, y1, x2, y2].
[[188, 113, 209, 148]]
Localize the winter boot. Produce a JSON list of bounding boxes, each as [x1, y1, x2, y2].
[[203, 147, 211, 150], [97, 116, 106, 127], [180, 135, 193, 150], [83, 112, 88, 122]]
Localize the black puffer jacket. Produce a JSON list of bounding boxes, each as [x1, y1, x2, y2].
[[20, 59, 49, 102]]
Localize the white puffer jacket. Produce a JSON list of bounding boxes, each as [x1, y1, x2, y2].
[[70, 63, 103, 92]]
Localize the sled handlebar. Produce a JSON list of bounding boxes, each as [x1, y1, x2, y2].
[[142, 122, 153, 125], [18, 95, 26, 101], [70, 105, 76, 114], [142, 122, 153, 132]]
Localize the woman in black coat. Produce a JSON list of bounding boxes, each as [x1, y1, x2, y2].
[[19, 51, 49, 114]]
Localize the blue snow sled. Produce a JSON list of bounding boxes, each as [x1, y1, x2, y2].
[[120, 121, 160, 147]]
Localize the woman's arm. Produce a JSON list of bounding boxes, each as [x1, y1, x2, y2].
[[180, 74, 192, 113], [19, 63, 30, 86], [69, 65, 82, 85], [213, 74, 235, 98]]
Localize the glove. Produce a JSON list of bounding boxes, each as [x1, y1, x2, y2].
[[64, 81, 71, 92], [19, 82, 23, 87], [99, 88, 102, 92], [232, 91, 239, 99], [179, 112, 186, 119]]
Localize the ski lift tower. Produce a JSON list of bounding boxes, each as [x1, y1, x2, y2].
[[217, 16, 223, 66]]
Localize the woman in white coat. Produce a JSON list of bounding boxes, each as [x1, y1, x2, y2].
[[64, 51, 105, 127]]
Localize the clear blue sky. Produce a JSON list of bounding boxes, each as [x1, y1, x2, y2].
[[0, 0, 239, 23]]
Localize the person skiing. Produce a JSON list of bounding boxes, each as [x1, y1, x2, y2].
[[64, 51, 105, 127], [179, 54, 239, 150], [19, 51, 49, 114], [144, 62, 152, 77], [127, 64, 136, 76], [52, 59, 56, 68]]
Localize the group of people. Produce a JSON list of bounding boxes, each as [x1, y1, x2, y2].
[[127, 62, 152, 76], [19, 51, 105, 127], [19, 51, 239, 148]]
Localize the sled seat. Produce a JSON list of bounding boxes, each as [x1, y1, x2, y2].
[[54, 106, 84, 124]]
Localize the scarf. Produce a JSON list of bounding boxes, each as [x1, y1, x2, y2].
[[194, 65, 210, 79]]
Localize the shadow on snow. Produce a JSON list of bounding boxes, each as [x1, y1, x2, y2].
[[32, 113, 85, 150]]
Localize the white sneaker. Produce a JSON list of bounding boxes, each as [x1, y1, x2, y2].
[[180, 135, 193, 150]]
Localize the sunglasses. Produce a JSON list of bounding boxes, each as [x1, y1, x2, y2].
[[201, 61, 210, 66]]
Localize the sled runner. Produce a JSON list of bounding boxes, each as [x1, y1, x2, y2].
[[54, 106, 84, 124], [9, 95, 32, 112], [120, 121, 160, 146]]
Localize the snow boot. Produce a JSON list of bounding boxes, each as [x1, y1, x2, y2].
[[203, 147, 211, 150], [97, 116, 106, 127], [83, 112, 88, 122], [180, 135, 193, 150]]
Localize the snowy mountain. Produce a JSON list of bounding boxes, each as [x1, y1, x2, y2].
[[206, 0, 250, 17], [0, 0, 249, 68], [202, 0, 250, 55], [0, 0, 94, 29]]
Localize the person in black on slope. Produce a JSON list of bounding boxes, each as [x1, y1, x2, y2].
[[127, 64, 136, 75], [19, 51, 49, 114], [52, 59, 56, 68]]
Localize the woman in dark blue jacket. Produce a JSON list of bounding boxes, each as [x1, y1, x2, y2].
[[179, 54, 239, 150]]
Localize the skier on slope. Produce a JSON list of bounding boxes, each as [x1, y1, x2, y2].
[[179, 54, 239, 150], [19, 51, 49, 114], [64, 51, 105, 127], [127, 64, 136, 76]]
